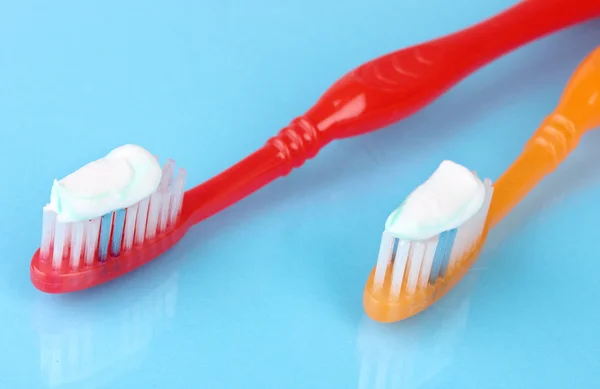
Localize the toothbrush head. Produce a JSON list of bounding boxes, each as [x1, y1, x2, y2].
[[30, 159, 188, 293], [361, 45, 600, 318], [363, 178, 494, 323]]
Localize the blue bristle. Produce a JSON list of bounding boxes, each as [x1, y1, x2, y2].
[[110, 209, 126, 257], [428, 228, 457, 283], [98, 212, 114, 262]]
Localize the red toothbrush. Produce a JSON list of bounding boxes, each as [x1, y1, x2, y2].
[[31, 0, 600, 293]]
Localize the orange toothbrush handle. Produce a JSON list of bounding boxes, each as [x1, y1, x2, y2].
[[488, 46, 600, 228]]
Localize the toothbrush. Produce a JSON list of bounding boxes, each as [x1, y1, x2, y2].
[[31, 0, 600, 293], [363, 44, 600, 323]]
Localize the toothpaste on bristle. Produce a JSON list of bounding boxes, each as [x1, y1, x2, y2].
[[372, 161, 493, 300], [45, 144, 163, 223], [385, 160, 485, 240]]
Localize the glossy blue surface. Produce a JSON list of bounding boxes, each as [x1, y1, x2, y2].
[[1, 1, 599, 388]]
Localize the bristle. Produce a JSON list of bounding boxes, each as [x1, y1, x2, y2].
[[84, 218, 101, 266], [98, 212, 114, 262], [110, 209, 126, 257], [52, 222, 67, 270], [145, 193, 162, 241], [389, 240, 410, 297], [405, 243, 425, 295], [157, 159, 175, 233], [373, 179, 494, 297], [158, 192, 172, 233], [64, 223, 72, 251], [168, 168, 187, 227], [145, 159, 177, 241], [417, 238, 439, 288], [122, 204, 138, 252], [69, 222, 85, 269], [429, 229, 456, 282], [159, 159, 175, 190], [134, 197, 150, 246], [373, 231, 395, 288], [39, 157, 188, 271], [40, 209, 56, 260]]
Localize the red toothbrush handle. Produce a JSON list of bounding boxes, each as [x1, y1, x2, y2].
[[183, 0, 600, 227]]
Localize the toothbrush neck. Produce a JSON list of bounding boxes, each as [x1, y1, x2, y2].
[[181, 117, 326, 227], [487, 114, 582, 229]]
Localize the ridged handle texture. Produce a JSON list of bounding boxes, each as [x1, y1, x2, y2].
[[488, 45, 600, 228]]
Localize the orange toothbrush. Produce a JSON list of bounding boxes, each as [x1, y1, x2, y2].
[[363, 45, 600, 323]]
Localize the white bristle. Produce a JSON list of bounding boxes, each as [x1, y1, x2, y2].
[[373, 178, 494, 297], [69, 222, 85, 269], [417, 238, 439, 289], [134, 197, 150, 246], [156, 159, 176, 233], [110, 209, 126, 257], [98, 212, 114, 261], [40, 157, 187, 269], [64, 223, 72, 250], [160, 159, 175, 190], [145, 193, 162, 241], [40, 209, 56, 260], [373, 231, 395, 288], [84, 218, 101, 266], [168, 168, 187, 227], [52, 222, 67, 270], [405, 243, 425, 295], [389, 240, 410, 297], [122, 204, 138, 252], [158, 192, 172, 233]]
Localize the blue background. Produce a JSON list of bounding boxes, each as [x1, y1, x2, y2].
[[1, 0, 599, 388]]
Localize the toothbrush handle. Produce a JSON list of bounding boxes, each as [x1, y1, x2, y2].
[[183, 0, 600, 226], [488, 46, 600, 228]]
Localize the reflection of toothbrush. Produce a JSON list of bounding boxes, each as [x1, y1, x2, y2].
[[358, 269, 475, 389], [31, 0, 600, 293], [363, 45, 600, 323], [35, 271, 178, 386], [357, 289, 470, 389]]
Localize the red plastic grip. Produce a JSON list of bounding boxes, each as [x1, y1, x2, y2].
[[184, 0, 600, 227]]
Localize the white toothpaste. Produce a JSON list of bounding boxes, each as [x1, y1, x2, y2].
[[46, 144, 162, 223], [385, 160, 485, 240]]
